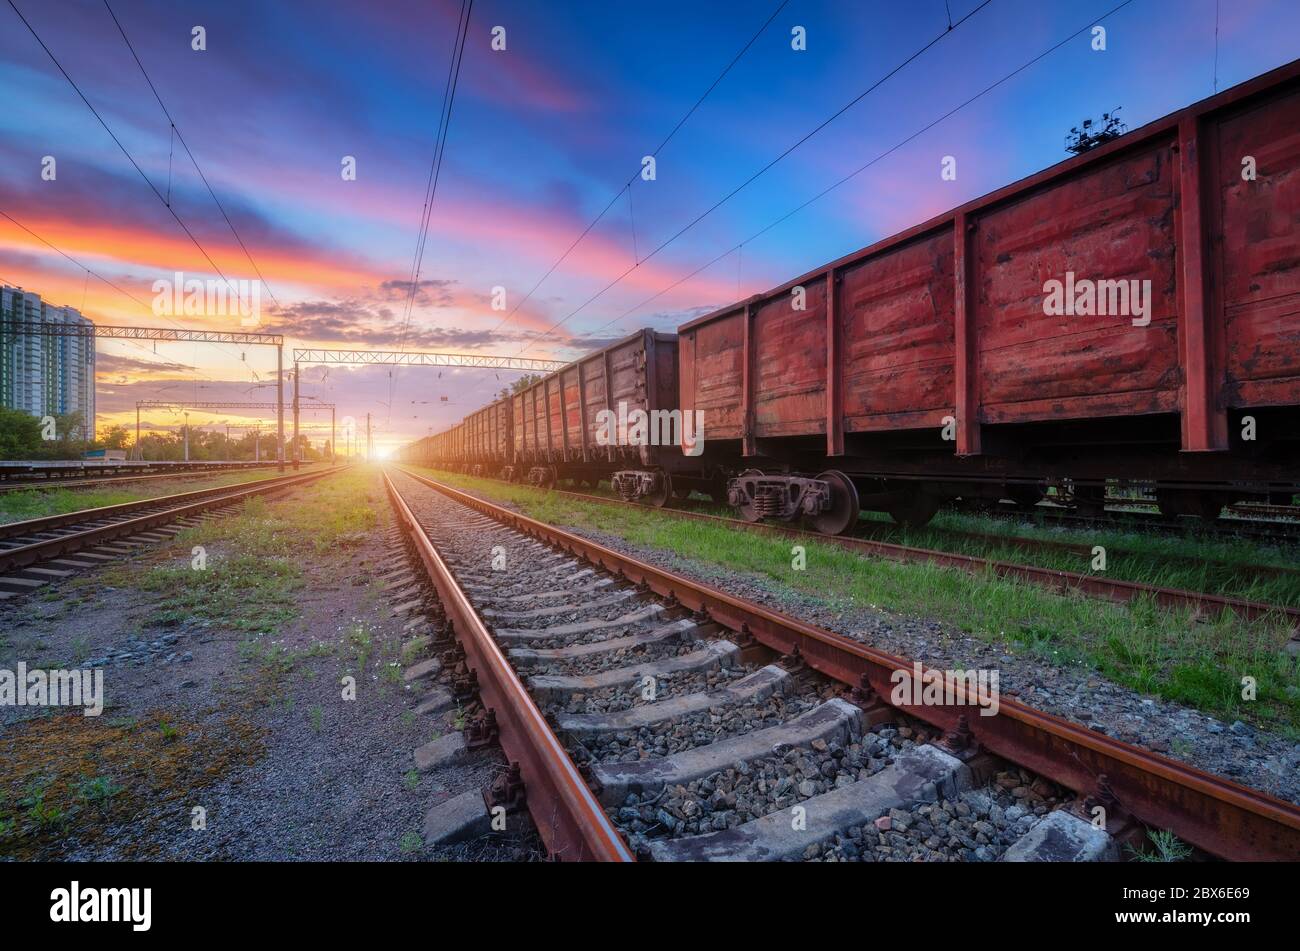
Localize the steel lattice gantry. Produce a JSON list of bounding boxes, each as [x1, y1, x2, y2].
[[292, 348, 567, 372], [2, 320, 292, 468]]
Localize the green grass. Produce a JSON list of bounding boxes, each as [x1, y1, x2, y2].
[[348, 622, 375, 673], [80, 468, 378, 638], [862, 508, 1300, 607], [0, 471, 285, 525], [76, 775, 124, 806], [1128, 829, 1194, 862], [410, 466, 1300, 734]]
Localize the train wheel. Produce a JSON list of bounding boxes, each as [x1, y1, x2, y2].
[[810, 470, 860, 535], [1073, 485, 1106, 516], [1158, 489, 1226, 521], [888, 488, 939, 528], [643, 471, 671, 508], [1006, 484, 1045, 508]]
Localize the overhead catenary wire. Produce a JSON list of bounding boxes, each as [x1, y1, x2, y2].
[[0, 207, 250, 384], [396, 0, 473, 349], [6, 0, 250, 316], [388, 0, 474, 423], [485, 0, 791, 343], [516, 0, 996, 354], [101, 0, 284, 314], [0, 208, 154, 313], [579, 0, 1140, 344]]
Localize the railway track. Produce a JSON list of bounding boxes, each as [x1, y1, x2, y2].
[[409, 468, 1300, 631], [385, 467, 1300, 862], [849, 517, 1300, 585], [963, 498, 1300, 546], [0, 462, 308, 496], [0, 467, 344, 599]]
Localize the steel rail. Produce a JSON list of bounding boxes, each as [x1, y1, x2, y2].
[[0, 472, 317, 542], [397, 467, 1300, 862], [0, 459, 287, 480], [605, 490, 1300, 583], [964, 498, 1300, 545], [0, 464, 297, 496], [0, 467, 343, 573], [847, 516, 1300, 582], [382, 470, 633, 862], [404, 468, 1300, 629]]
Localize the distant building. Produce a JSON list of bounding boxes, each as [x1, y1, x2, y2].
[[0, 285, 96, 438]]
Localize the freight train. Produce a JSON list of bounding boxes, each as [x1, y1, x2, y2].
[[400, 58, 1300, 534]]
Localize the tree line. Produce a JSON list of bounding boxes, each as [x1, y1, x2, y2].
[[0, 407, 334, 462]]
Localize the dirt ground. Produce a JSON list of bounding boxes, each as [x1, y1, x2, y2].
[[0, 468, 542, 861]]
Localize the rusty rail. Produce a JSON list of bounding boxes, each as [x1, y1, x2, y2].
[[0, 472, 317, 542], [0, 463, 301, 496], [382, 469, 633, 862], [398, 467, 1300, 862], [0, 468, 343, 573]]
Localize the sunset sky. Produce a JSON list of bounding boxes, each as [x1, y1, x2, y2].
[[2, 0, 1298, 451]]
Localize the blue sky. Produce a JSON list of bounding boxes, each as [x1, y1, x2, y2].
[[1, 0, 1297, 446]]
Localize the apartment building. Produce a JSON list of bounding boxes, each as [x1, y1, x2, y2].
[[1, 285, 96, 437]]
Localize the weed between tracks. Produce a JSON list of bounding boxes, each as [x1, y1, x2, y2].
[[412, 467, 1300, 735], [0, 709, 265, 860], [866, 509, 1300, 607], [80, 469, 376, 637]]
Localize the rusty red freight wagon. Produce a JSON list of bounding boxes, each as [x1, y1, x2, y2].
[[504, 328, 715, 502], [462, 397, 512, 476], [676, 56, 1300, 532]]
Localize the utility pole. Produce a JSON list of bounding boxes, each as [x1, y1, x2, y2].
[[254, 428, 260, 462], [183, 411, 190, 462], [331, 406, 336, 465], [135, 405, 142, 461], [276, 343, 285, 471], [292, 362, 300, 470], [366, 413, 372, 461]]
